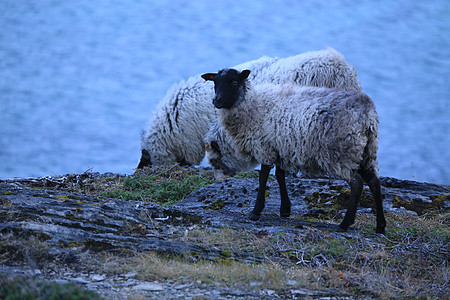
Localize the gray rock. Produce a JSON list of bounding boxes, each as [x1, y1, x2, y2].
[[249, 282, 262, 287], [133, 282, 164, 291], [68, 277, 90, 284], [91, 274, 106, 282], [122, 271, 137, 278], [174, 283, 192, 290]]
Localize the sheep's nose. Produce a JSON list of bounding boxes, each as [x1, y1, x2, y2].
[[213, 96, 221, 104], [213, 97, 223, 109]]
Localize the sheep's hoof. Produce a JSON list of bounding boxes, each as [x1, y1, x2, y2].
[[338, 222, 349, 232], [249, 213, 260, 221], [376, 226, 385, 235], [280, 212, 290, 218]]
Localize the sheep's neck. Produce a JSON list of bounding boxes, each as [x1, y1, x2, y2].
[[218, 88, 260, 153]]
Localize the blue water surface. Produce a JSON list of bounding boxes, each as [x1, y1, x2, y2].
[[0, 1, 449, 184]]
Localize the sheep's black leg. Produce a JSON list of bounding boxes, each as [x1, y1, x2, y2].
[[249, 164, 272, 221], [361, 170, 386, 234], [339, 173, 363, 231], [275, 166, 291, 218]]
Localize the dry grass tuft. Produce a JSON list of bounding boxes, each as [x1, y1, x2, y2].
[[103, 251, 294, 290]]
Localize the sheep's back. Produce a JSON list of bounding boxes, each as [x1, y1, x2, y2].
[[254, 48, 361, 92], [249, 85, 378, 181]]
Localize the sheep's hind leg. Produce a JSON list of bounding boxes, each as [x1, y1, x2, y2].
[[275, 166, 291, 218], [249, 164, 272, 221], [361, 170, 386, 234], [339, 173, 363, 231]]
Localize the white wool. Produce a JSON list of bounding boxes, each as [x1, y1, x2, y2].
[[244, 48, 361, 92], [141, 75, 215, 165]]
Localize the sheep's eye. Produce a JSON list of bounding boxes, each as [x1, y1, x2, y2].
[[231, 80, 238, 86]]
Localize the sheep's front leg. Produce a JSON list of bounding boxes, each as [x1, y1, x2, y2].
[[339, 173, 363, 231], [249, 164, 272, 221], [275, 166, 291, 218]]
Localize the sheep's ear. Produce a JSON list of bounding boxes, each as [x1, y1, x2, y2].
[[240, 69, 250, 80], [201, 73, 217, 81]]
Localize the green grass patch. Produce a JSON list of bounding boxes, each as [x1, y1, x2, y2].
[[0, 275, 101, 300], [100, 165, 214, 206]]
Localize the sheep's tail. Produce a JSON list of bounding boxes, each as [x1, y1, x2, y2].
[[361, 104, 379, 176]]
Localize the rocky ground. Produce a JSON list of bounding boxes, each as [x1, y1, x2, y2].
[[0, 167, 449, 299]]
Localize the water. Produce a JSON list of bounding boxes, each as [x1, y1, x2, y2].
[[1, 1, 449, 184]]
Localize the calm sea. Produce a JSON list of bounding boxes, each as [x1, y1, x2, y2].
[[1, 1, 449, 184]]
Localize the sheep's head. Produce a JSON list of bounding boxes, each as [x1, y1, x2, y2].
[[201, 68, 250, 109], [205, 140, 237, 180], [137, 149, 152, 169]]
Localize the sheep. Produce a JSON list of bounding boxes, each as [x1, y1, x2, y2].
[[203, 48, 362, 179], [138, 48, 360, 169], [201, 68, 386, 234], [138, 55, 278, 168]]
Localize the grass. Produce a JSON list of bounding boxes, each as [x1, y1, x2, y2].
[[287, 213, 449, 298], [101, 249, 309, 292], [0, 275, 101, 300], [0, 235, 51, 267], [108, 252, 290, 288], [101, 172, 213, 206], [100, 165, 214, 206]]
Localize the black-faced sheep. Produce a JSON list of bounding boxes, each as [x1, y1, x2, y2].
[[203, 48, 362, 179], [201, 68, 386, 234]]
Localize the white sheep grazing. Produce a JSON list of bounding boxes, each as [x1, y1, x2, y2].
[[138, 55, 278, 168], [201, 68, 386, 234], [204, 48, 362, 179]]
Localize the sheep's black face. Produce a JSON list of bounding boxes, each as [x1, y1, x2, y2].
[[202, 68, 250, 109], [137, 149, 152, 169]]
